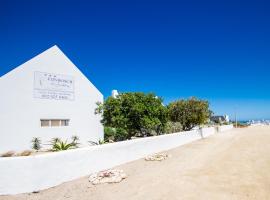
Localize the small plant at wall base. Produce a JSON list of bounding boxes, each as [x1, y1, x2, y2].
[[51, 137, 61, 146], [31, 137, 42, 151], [71, 135, 80, 148], [50, 136, 79, 151], [98, 139, 106, 144], [88, 140, 106, 145], [51, 140, 76, 151]]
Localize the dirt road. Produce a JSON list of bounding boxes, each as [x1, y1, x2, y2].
[[1, 126, 270, 200]]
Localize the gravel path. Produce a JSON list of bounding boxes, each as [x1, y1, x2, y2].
[[1, 126, 270, 200]]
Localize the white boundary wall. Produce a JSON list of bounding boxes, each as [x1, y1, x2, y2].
[[218, 124, 234, 132], [0, 125, 233, 195]]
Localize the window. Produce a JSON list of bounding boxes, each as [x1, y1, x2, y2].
[[51, 120, 60, 127], [40, 119, 70, 127], [61, 119, 69, 126], [41, 120, 50, 127]]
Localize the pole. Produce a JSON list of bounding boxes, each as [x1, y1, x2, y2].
[[235, 108, 237, 128]]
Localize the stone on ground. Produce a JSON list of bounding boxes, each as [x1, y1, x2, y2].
[[145, 153, 170, 161], [89, 169, 127, 185]]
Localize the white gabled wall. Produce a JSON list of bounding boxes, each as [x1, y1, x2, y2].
[[0, 46, 103, 152]]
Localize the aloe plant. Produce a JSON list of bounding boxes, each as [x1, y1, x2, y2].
[[52, 140, 76, 151]]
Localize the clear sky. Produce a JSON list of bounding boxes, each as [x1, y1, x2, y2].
[[0, 0, 269, 120]]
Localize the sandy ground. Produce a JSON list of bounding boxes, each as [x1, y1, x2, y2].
[[1, 126, 270, 200]]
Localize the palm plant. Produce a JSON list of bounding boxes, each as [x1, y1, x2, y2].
[[51, 137, 61, 145], [71, 135, 80, 147], [31, 137, 42, 151]]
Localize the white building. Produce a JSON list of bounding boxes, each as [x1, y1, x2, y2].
[[0, 46, 103, 152], [224, 115, 230, 123], [111, 89, 119, 98]]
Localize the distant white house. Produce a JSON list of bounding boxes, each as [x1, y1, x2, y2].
[[210, 115, 230, 124], [0, 46, 103, 152], [111, 89, 119, 98]]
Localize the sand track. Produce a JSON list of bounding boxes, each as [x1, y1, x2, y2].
[[1, 126, 270, 200]]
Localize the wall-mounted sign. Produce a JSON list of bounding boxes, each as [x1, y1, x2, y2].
[[34, 71, 75, 101]]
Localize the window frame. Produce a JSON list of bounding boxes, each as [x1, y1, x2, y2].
[[40, 119, 70, 127]]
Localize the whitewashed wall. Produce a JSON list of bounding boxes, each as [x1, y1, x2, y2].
[[201, 127, 215, 137], [218, 124, 233, 132], [0, 125, 233, 195], [0, 46, 103, 152]]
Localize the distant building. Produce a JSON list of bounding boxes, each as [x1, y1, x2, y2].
[[211, 115, 230, 124], [111, 90, 119, 98], [0, 46, 103, 152], [224, 115, 230, 122]]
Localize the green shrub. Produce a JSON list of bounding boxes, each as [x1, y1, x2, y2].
[[96, 92, 168, 138], [104, 127, 129, 142], [104, 127, 116, 142], [114, 128, 129, 141], [168, 97, 212, 131], [98, 139, 106, 144], [165, 121, 183, 134]]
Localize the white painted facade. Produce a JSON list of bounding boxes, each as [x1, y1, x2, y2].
[[225, 114, 230, 122], [111, 89, 119, 98], [0, 46, 103, 152]]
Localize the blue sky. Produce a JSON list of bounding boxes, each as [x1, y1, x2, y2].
[[0, 0, 269, 120]]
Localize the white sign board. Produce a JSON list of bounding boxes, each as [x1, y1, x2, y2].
[[34, 72, 75, 100]]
